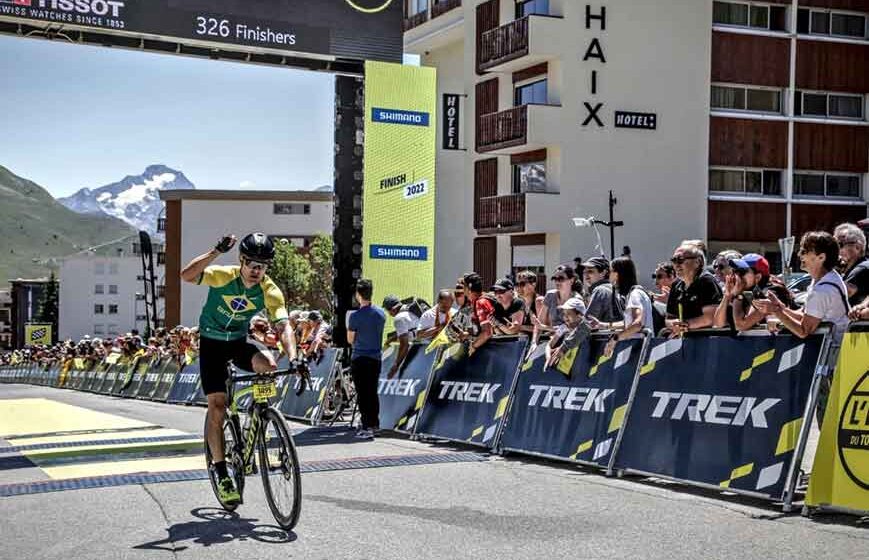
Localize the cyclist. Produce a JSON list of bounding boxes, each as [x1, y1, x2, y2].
[[181, 232, 297, 506]]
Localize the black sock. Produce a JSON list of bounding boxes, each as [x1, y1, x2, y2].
[[214, 460, 229, 479]]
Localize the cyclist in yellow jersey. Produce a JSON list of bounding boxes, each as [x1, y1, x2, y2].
[[181, 232, 298, 505]]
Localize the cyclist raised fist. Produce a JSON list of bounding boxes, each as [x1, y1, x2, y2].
[[181, 232, 297, 505]]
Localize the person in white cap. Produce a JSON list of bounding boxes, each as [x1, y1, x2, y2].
[[546, 297, 588, 369]]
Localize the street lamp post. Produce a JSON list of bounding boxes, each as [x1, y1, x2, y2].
[[572, 190, 624, 259]]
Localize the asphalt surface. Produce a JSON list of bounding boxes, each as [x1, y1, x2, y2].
[[0, 384, 866, 560]]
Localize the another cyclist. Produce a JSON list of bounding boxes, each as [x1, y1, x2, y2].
[[181, 232, 297, 506]]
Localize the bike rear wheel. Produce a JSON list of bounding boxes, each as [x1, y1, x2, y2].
[[258, 407, 302, 530], [204, 412, 244, 511]]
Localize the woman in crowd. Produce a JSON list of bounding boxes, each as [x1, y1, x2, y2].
[[600, 257, 653, 357], [539, 264, 580, 330], [515, 270, 543, 336]]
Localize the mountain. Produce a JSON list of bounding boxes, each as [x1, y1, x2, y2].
[[59, 164, 195, 234], [0, 165, 136, 284]]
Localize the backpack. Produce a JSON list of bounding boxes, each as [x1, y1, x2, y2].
[[400, 296, 431, 319]]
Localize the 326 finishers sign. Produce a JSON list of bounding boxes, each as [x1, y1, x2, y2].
[[615, 111, 657, 130]]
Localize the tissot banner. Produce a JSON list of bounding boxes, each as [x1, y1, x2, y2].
[[415, 338, 527, 447], [613, 334, 825, 499], [362, 61, 437, 320], [279, 348, 339, 422], [378, 343, 437, 432], [807, 326, 869, 513], [499, 337, 645, 467], [0, 0, 402, 61]]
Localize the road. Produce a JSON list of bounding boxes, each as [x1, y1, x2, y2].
[[0, 384, 865, 560]]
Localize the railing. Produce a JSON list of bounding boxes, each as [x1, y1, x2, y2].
[[477, 105, 528, 152], [432, 0, 461, 18], [157, 217, 166, 232], [157, 252, 166, 266], [479, 16, 529, 69], [475, 193, 526, 233], [157, 285, 166, 299], [403, 9, 429, 31]]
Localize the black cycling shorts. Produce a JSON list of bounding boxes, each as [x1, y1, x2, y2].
[[199, 336, 262, 395]]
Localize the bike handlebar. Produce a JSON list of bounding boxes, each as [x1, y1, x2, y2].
[[227, 361, 311, 396]]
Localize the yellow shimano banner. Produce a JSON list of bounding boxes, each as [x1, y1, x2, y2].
[[24, 324, 52, 346], [806, 329, 869, 513], [362, 61, 437, 307]]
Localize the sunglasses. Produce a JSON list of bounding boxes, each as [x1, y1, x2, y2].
[[493, 289, 508, 294], [671, 256, 698, 265], [454, 291, 465, 297], [517, 280, 533, 287], [733, 268, 749, 276], [552, 276, 569, 282], [838, 241, 856, 248], [652, 273, 668, 280], [242, 258, 270, 271]]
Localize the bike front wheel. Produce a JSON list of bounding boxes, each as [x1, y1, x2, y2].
[[258, 407, 302, 530]]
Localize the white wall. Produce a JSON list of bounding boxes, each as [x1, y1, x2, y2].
[[59, 255, 161, 341], [178, 198, 333, 327]]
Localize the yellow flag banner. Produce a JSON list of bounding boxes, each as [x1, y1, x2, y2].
[[806, 328, 869, 514], [24, 324, 52, 346]]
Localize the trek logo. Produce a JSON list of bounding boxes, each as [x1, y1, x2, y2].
[[438, 381, 500, 403], [650, 392, 781, 428], [527, 385, 614, 412], [372, 108, 430, 127], [292, 375, 324, 392], [178, 373, 198, 384], [378, 377, 421, 397], [369, 244, 428, 261], [145, 373, 160, 383], [162, 373, 175, 382], [31, 0, 125, 17]]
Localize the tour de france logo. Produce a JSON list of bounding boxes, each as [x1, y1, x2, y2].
[[344, 0, 393, 13], [838, 370, 869, 490]]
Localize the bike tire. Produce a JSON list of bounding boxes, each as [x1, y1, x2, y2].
[[204, 412, 244, 512], [257, 407, 302, 530]]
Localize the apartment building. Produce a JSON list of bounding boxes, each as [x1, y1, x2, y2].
[[0, 290, 12, 350], [404, 0, 868, 288]]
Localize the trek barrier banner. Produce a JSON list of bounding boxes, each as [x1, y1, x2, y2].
[[153, 359, 180, 402], [361, 60, 437, 332], [499, 336, 646, 467], [0, 1, 402, 62], [167, 360, 201, 404], [807, 323, 869, 514], [378, 343, 437, 433], [135, 358, 163, 399], [415, 338, 527, 447], [279, 348, 339, 422], [613, 333, 826, 500]]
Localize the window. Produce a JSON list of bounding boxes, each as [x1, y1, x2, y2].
[[795, 91, 864, 119], [109, 262, 119, 275], [514, 79, 547, 106], [273, 203, 311, 215], [794, 172, 862, 198], [406, 0, 427, 16], [94, 304, 105, 315], [135, 314, 147, 321], [108, 304, 119, 315], [512, 161, 547, 194], [798, 8, 867, 38], [94, 284, 104, 295], [713, 2, 787, 31], [516, 0, 549, 18], [108, 285, 118, 295], [709, 168, 783, 196], [94, 262, 105, 275], [711, 85, 782, 113], [93, 324, 104, 335]]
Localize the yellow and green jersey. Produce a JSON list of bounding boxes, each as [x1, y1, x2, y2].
[[197, 265, 289, 342]]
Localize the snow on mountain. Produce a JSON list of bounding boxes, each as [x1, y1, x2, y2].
[[59, 165, 194, 234]]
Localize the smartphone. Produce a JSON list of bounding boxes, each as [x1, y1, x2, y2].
[[741, 291, 755, 309]]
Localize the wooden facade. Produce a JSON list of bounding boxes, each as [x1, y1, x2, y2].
[[709, 117, 789, 168], [712, 32, 790, 87], [795, 123, 869, 173], [708, 201, 787, 242]]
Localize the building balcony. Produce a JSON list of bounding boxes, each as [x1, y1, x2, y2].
[[403, 9, 428, 31], [157, 217, 166, 233], [404, 0, 464, 55], [478, 15, 564, 73], [477, 104, 561, 154], [475, 193, 526, 235]]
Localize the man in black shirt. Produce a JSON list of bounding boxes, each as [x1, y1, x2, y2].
[[834, 223, 869, 307], [490, 278, 525, 335], [666, 243, 722, 336]]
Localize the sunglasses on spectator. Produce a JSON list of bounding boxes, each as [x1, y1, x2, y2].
[[552, 275, 569, 282], [733, 268, 749, 276], [493, 289, 508, 294], [837, 240, 856, 248], [517, 281, 532, 287], [652, 273, 668, 280], [671, 256, 698, 265], [454, 291, 465, 298], [242, 258, 270, 271]]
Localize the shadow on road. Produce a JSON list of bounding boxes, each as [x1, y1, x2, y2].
[[134, 507, 296, 551]]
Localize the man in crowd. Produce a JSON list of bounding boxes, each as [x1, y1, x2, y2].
[[834, 222, 869, 307], [416, 290, 453, 343], [490, 278, 526, 335], [463, 273, 495, 356], [347, 279, 386, 440], [666, 242, 722, 336], [383, 295, 418, 379], [711, 249, 742, 289], [301, 311, 331, 358], [756, 232, 850, 426], [582, 256, 623, 325]]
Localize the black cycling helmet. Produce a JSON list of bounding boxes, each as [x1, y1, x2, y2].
[[239, 233, 275, 262]]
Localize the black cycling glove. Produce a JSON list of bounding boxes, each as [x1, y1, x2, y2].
[[214, 236, 234, 253]]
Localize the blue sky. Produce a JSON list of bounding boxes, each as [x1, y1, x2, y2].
[[0, 35, 335, 198]]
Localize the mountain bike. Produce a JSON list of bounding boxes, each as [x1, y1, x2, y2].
[[320, 362, 357, 426], [204, 360, 310, 530]]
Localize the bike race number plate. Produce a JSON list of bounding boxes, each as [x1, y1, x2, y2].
[[253, 380, 277, 403]]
